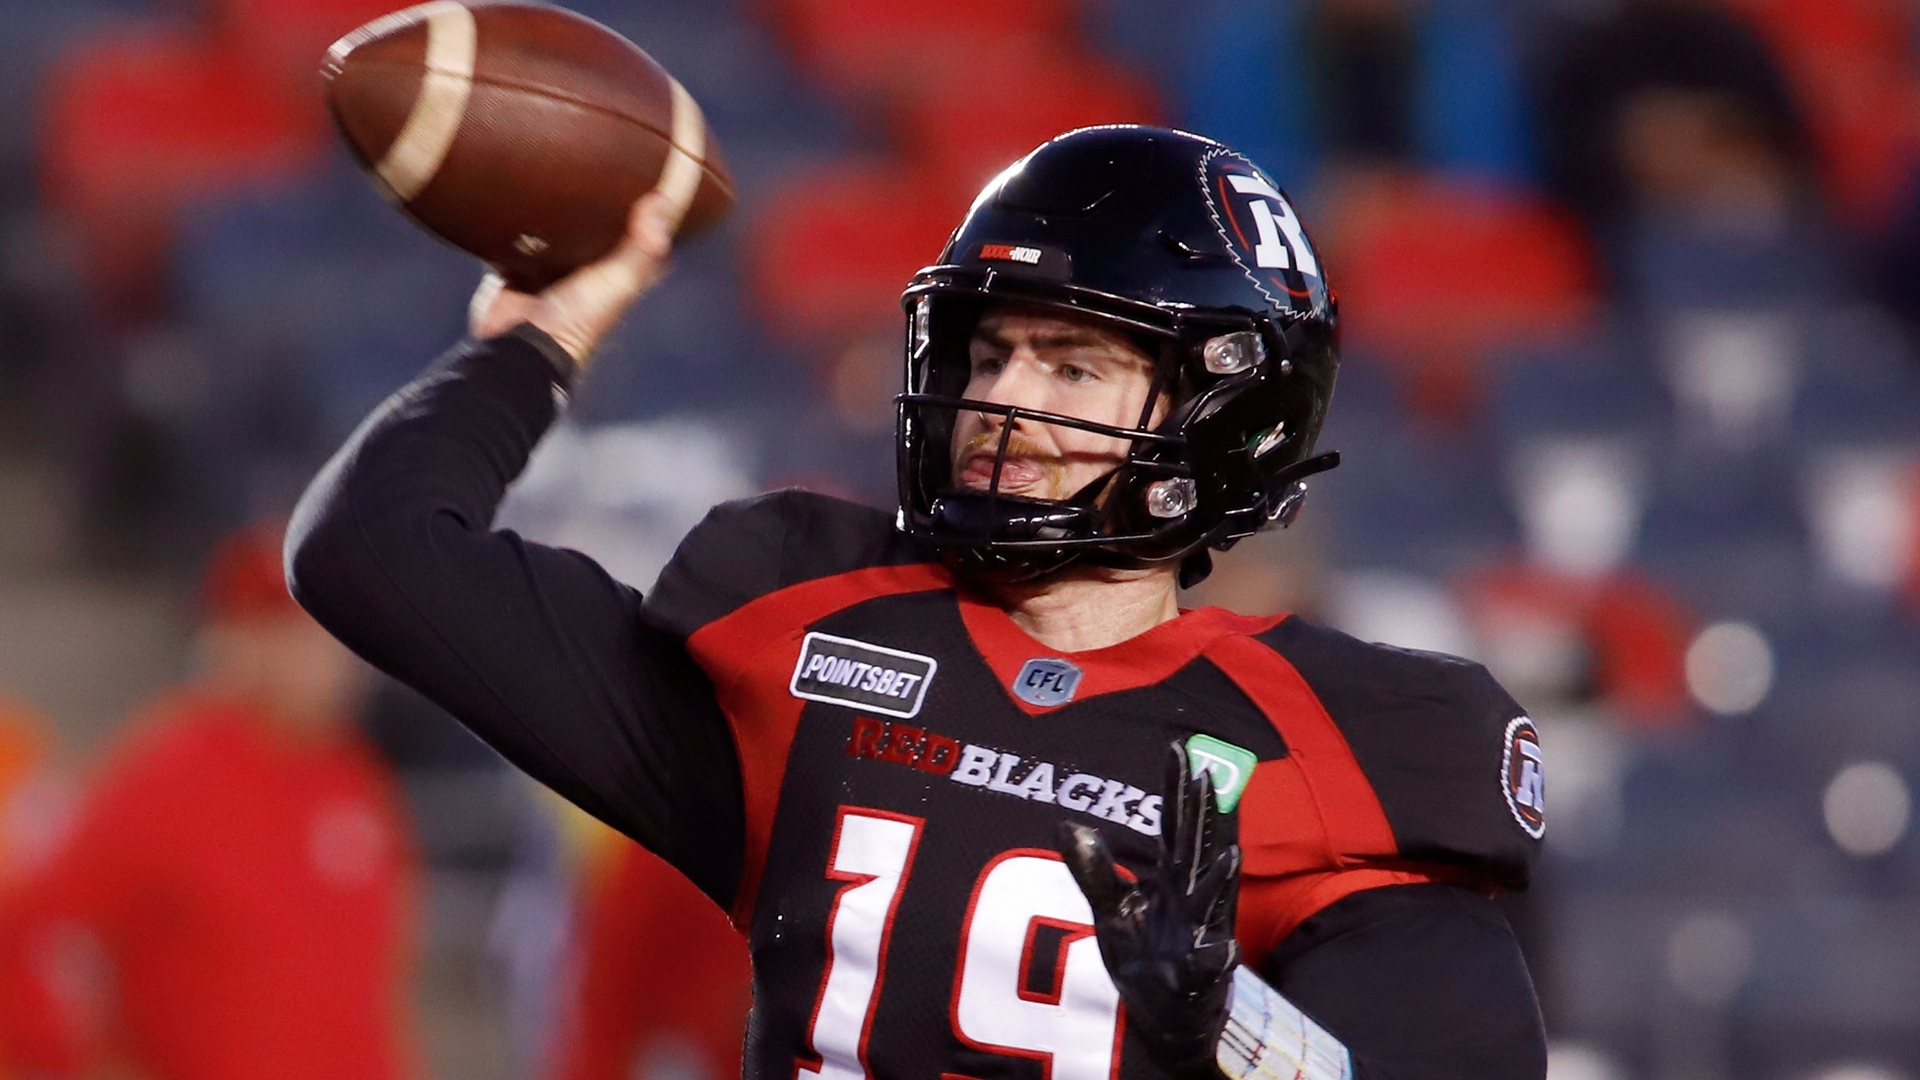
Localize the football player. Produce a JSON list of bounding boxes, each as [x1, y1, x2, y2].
[[289, 126, 1548, 1079]]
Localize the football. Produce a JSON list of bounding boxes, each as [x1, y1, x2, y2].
[[323, 0, 734, 291]]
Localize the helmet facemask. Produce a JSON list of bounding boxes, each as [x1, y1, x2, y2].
[[895, 278, 1336, 583]]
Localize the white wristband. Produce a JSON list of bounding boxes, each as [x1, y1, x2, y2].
[[1215, 965, 1354, 1080]]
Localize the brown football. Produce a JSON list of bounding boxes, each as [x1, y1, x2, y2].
[[323, 1, 734, 291]]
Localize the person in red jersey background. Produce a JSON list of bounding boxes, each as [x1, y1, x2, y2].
[[0, 523, 419, 1080], [548, 837, 752, 1080], [0, 697, 52, 879]]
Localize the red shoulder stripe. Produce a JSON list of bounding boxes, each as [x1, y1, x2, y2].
[[1202, 630, 1398, 864], [685, 562, 953, 930]]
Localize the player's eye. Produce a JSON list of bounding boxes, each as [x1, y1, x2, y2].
[[1058, 362, 1095, 384], [970, 353, 1007, 379]]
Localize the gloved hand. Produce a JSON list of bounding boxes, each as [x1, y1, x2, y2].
[[1058, 742, 1241, 1079]]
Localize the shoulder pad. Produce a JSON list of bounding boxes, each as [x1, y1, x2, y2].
[[1257, 616, 1542, 889], [643, 490, 923, 639]]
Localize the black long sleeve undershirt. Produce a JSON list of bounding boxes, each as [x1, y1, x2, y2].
[[287, 328, 747, 906], [1264, 884, 1547, 1080], [288, 331, 1544, 1078]]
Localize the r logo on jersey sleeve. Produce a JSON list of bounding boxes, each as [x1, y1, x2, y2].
[[790, 633, 937, 719], [1502, 717, 1545, 839]]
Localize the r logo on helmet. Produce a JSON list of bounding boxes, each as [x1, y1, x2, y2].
[[1199, 149, 1323, 312], [1501, 717, 1545, 839]]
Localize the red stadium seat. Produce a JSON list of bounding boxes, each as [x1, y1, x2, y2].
[[1328, 174, 1599, 424], [746, 162, 967, 344], [208, 0, 403, 89], [38, 28, 321, 315], [770, 0, 1077, 99], [745, 0, 1160, 387], [897, 49, 1162, 200]]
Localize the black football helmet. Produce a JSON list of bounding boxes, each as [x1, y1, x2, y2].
[[895, 125, 1340, 585]]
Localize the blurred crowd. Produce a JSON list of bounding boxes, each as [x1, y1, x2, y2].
[[0, 0, 1918, 1078]]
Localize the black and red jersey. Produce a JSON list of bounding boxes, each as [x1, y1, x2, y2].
[[288, 330, 1548, 1080]]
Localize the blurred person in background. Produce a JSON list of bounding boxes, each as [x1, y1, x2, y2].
[[0, 522, 418, 1080], [0, 702, 60, 1080], [0, 699, 51, 874], [1539, 0, 1814, 271], [546, 839, 751, 1080]]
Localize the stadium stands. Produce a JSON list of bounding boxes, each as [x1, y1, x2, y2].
[[1, 0, 1916, 1074]]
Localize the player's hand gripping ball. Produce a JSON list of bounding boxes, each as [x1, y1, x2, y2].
[[323, 1, 734, 292], [1059, 743, 1242, 1080]]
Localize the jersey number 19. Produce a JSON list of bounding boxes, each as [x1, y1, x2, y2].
[[795, 808, 1124, 1080]]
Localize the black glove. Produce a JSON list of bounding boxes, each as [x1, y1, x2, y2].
[[1058, 742, 1241, 1079]]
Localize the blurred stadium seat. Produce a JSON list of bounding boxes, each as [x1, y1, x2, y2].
[[1174, 0, 1532, 189], [206, 0, 401, 89], [172, 160, 471, 445], [746, 162, 962, 343], [896, 51, 1162, 200], [1456, 563, 1696, 725], [768, 0, 1075, 101], [38, 26, 322, 316], [1719, 0, 1920, 226], [1175, 0, 1314, 188], [1328, 174, 1598, 424], [0, 0, 149, 204]]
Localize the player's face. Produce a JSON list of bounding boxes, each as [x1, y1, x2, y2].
[[949, 306, 1164, 502]]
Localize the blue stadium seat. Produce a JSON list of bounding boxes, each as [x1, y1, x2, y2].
[[0, 0, 154, 198], [175, 158, 473, 442], [1173, 0, 1532, 187], [1493, 331, 1673, 443], [1619, 223, 1847, 313], [562, 0, 853, 198], [1636, 482, 1813, 623], [1175, 0, 1315, 190], [1416, 0, 1532, 182], [1316, 361, 1518, 575]]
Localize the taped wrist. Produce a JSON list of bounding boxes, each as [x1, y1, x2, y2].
[[1215, 966, 1353, 1080]]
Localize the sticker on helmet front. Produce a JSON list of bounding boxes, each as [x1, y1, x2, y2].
[[978, 244, 1041, 265], [1199, 149, 1322, 310], [968, 241, 1072, 280]]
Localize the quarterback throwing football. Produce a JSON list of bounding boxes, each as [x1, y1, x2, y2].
[[290, 127, 1548, 1079]]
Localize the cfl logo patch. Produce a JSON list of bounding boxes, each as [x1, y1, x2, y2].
[[1502, 717, 1545, 839]]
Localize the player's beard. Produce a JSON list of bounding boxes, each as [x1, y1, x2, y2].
[[951, 428, 1070, 499]]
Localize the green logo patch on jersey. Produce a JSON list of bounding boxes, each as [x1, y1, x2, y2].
[[1185, 733, 1258, 814]]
